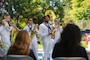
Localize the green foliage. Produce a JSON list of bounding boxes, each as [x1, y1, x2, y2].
[[17, 15, 27, 29], [6, 0, 45, 28], [3, 0, 64, 28], [2, 0, 90, 26], [70, 0, 90, 21], [61, 0, 72, 24]]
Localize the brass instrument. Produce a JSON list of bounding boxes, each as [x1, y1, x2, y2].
[[11, 24, 21, 31], [10, 24, 21, 43], [29, 24, 38, 41], [51, 24, 56, 39], [0, 41, 2, 47], [0, 20, 20, 31]]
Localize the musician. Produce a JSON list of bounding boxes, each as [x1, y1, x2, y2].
[[0, 14, 13, 54], [23, 17, 38, 60], [38, 15, 53, 60], [52, 19, 63, 45]]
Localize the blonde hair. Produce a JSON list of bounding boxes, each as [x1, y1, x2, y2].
[[8, 30, 30, 55]]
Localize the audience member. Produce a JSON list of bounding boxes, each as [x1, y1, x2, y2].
[[52, 24, 89, 60], [7, 30, 36, 60]]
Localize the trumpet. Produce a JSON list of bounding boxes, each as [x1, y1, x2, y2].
[[13, 25, 21, 31], [0, 20, 20, 31], [29, 24, 38, 41]]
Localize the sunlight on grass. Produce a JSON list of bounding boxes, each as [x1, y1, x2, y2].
[[38, 44, 43, 49]]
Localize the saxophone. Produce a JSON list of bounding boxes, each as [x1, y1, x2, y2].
[[29, 24, 38, 41], [51, 24, 56, 39], [0, 41, 2, 47]]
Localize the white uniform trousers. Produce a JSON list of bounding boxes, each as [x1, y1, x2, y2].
[[30, 35, 38, 60], [42, 36, 53, 60]]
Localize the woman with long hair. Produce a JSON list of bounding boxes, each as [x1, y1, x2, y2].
[[7, 30, 36, 60], [52, 24, 88, 60]]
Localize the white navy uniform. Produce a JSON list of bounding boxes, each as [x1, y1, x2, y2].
[[23, 24, 38, 60], [0, 20, 13, 54], [38, 23, 53, 60], [52, 24, 63, 45]]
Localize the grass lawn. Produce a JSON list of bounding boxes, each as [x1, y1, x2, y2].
[[38, 43, 43, 49]]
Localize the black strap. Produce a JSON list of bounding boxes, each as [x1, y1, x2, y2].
[[45, 24, 51, 32], [28, 25, 32, 32]]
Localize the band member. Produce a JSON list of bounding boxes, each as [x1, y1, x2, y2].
[[23, 17, 38, 60], [52, 19, 63, 45], [0, 14, 13, 54], [38, 15, 53, 60]]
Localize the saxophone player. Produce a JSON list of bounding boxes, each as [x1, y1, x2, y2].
[[38, 15, 53, 60], [23, 17, 38, 60], [52, 19, 63, 49]]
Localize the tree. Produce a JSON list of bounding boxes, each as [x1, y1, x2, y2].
[[2, 0, 64, 28], [70, 0, 90, 21], [61, 0, 72, 24]]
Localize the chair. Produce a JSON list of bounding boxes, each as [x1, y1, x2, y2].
[[6, 55, 34, 60], [87, 51, 90, 60], [54, 57, 86, 60]]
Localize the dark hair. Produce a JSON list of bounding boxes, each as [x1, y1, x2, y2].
[[43, 15, 50, 18], [26, 17, 33, 24], [59, 24, 81, 54], [42, 15, 50, 21], [46, 15, 50, 18], [27, 17, 33, 21]]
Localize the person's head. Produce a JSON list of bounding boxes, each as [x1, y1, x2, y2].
[[54, 18, 59, 25], [27, 17, 33, 25], [8, 30, 30, 55], [44, 15, 50, 23], [59, 24, 81, 51], [4, 14, 10, 22]]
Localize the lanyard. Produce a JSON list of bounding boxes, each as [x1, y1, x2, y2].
[[28, 25, 32, 32], [45, 24, 51, 33]]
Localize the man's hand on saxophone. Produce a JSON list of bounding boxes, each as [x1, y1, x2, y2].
[[48, 32, 52, 36]]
